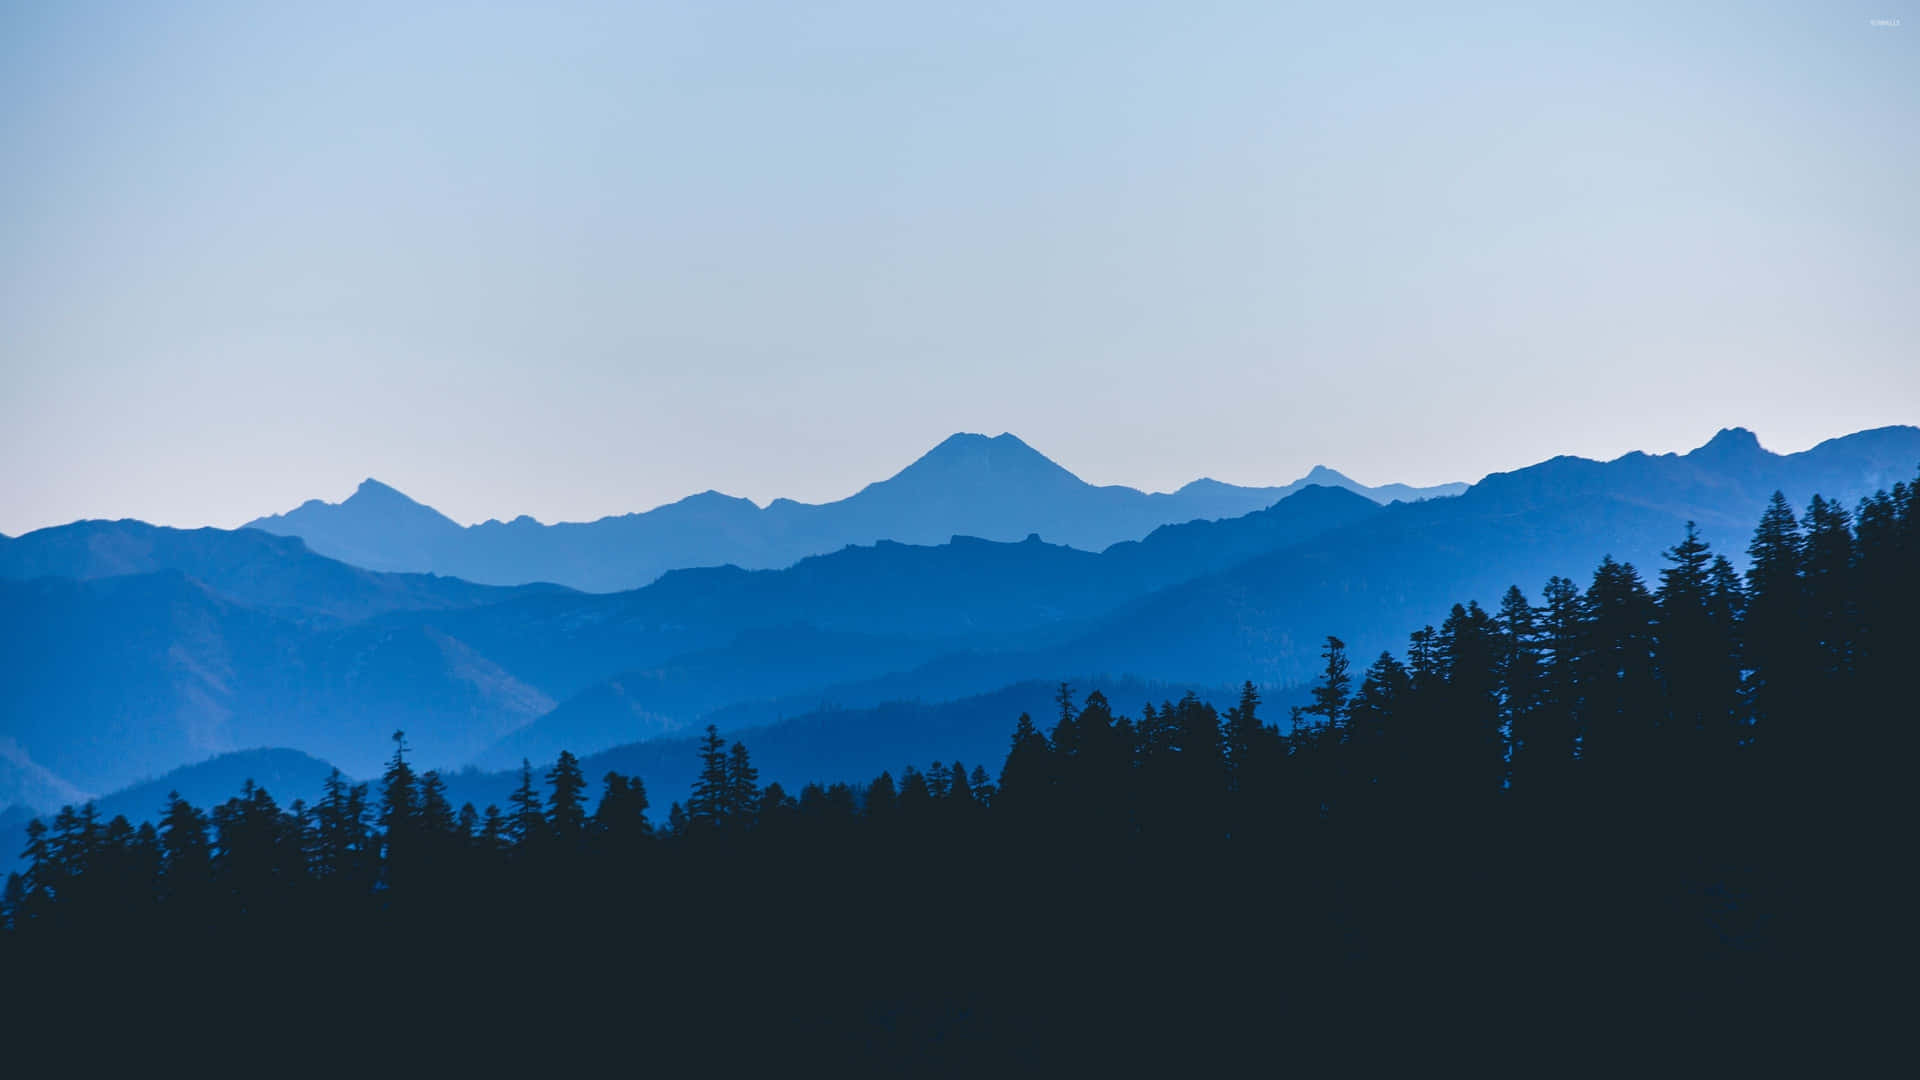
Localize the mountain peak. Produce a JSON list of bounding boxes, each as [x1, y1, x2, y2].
[[245, 476, 461, 562], [348, 478, 423, 505], [895, 432, 1075, 480], [1303, 465, 1357, 486], [1690, 427, 1766, 458], [921, 431, 1038, 457]]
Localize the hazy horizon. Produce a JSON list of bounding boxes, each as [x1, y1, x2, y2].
[[5, 2, 1916, 535], [2, 421, 1898, 534]]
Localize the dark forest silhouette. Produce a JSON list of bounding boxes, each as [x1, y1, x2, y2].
[[4, 476, 1913, 1068]]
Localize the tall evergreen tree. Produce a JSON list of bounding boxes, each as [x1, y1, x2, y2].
[[995, 713, 1052, 823], [1520, 575, 1585, 794], [1433, 602, 1506, 802], [1654, 524, 1744, 780], [507, 759, 545, 849], [688, 725, 730, 830], [418, 771, 456, 841], [723, 742, 760, 829], [546, 750, 591, 844], [1744, 491, 1807, 749], [865, 771, 899, 822], [968, 765, 996, 809], [378, 731, 419, 886], [1801, 494, 1856, 682], [1347, 652, 1409, 794], [1496, 586, 1544, 772], [1578, 557, 1660, 781], [594, 773, 652, 843], [157, 790, 211, 907]]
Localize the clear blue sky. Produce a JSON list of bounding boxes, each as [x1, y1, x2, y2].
[[3, 1, 1915, 534]]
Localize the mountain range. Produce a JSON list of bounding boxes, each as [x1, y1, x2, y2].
[[244, 433, 1467, 592], [3, 425, 1915, 828]]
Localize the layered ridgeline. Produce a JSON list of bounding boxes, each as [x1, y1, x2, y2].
[[0, 483, 1381, 804], [8, 474, 1912, 1065], [2, 425, 1914, 821], [245, 432, 1466, 592], [0, 523, 569, 799], [470, 425, 1920, 770]]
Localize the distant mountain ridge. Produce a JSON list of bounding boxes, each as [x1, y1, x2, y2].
[[0, 519, 565, 626], [244, 433, 1466, 591], [4, 424, 1913, 817], [0, 483, 1385, 805], [906, 424, 1920, 690], [469, 424, 1920, 768]]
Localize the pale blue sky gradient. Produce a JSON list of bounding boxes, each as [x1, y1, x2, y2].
[[3, 1, 1915, 533]]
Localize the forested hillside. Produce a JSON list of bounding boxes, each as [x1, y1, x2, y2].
[[7, 474, 1910, 1066]]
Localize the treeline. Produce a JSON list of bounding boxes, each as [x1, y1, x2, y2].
[[3, 478, 1914, 1067]]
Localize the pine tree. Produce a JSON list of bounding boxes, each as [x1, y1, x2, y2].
[[688, 725, 730, 830], [479, 805, 507, 855], [723, 742, 760, 829], [1655, 524, 1744, 781], [1579, 557, 1660, 787], [757, 783, 796, 832], [18, 817, 51, 922], [968, 765, 996, 809], [1523, 574, 1585, 793], [593, 773, 651, 842], [311, 769, 364, 887], [1162, 693, 1225, 837], [1496, 586, 1543, 766], [1052, 682, 1078, 748], [897, 766, 931, 820], [2, 872, 25, 932], [157, 791, 211, 906], [507, 759, 545, 849], [1408, 625, 1440, 687], [1430, 602, 1506, 803], [1223, 681, 1265, 785], [378, 731, 419, 886], [1801, 494, 1856, 681], [1744, 491, 1808, 763], [995, 713, 1051, 821], [1300, 636, 1352, 732], [865, 772, 899, 821], [824, 782, 858, 819], [419, 770, 456, 839], [546, 750, 590, 844], [1347, 651, 1409, 790], [948, 763, 974, 807]]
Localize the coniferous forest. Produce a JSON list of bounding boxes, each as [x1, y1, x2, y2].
[[4, 479, 1914, 1069]]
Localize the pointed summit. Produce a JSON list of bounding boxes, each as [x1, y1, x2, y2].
[[888, 432, 1080, 486], [1690, 427, 1766, 459], [346, 478, 424, 505], [1303, 465, 1359, 487], [244, 477, 462, 573]]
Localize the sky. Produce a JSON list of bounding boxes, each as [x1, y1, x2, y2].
[[2, 1, 1916, 534]]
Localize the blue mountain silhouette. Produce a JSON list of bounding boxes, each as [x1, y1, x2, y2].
[[244, 432, 1465, 591], [3, 425, 1913, 816]]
